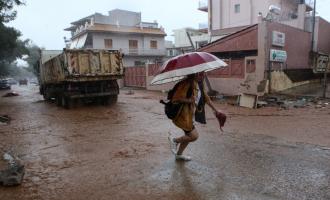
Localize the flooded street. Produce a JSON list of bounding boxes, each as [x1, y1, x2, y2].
[[0, 85, 330, 200]]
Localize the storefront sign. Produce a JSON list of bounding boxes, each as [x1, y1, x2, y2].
[[270, 49, 287, 62], [272, 31, 285, 47], [314, 54, 329, 73]]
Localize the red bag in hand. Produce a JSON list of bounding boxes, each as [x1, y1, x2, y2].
[[216, 111, 227, 131]]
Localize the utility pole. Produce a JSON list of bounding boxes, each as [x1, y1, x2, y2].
[[311, 0, 316, 52], [312, 0, 327, 98], [323, 64, 328, 98], [310, 0, 327, 98]]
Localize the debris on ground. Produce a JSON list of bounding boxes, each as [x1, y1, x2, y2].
[[0, 115, 11, 124], [2, 92, 19, 97], [256, 101, 268, 108], [0, 153, 25, 187], [210, 94, 225, 101], [293, 98, 307, 108], [126, 90, 134, 95], [257, 94, 330, 110], [315, 101, 329, 109], [238, 93, 257, 108]]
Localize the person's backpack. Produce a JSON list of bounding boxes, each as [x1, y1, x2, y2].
[[160, 81, 192, 119]]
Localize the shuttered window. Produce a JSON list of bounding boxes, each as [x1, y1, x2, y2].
[[129, 40, 138, 49], [104, 39, 112, 49], [150, 40, 157, 49]]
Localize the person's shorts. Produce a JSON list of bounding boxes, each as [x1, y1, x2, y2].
[[183, 126, 195, 135]]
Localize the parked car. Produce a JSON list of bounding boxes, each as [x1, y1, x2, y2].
[[7, 78, 17, 85], [29, 78, 39, 85], [0, 79, 11, 90], [19, 79, 28, 85]]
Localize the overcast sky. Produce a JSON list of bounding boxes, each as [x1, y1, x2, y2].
[[7, 0, 330, 50]]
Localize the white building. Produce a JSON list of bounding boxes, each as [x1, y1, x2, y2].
[[65, 9, 167, 67], [199, 0, 314, 40], [173, 28, 210, 49], [165, 27, 210, 58]]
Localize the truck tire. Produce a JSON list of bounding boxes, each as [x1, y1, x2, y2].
[[56, 95, 62, 107], [39, 86, 43, 95], [104, 95, 118, 105], [61, 96, 72, 109], [109, 95, 118, 104], [43, 88, 51, 101]]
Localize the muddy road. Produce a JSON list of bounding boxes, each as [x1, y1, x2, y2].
[[0, 85, 330, 200]]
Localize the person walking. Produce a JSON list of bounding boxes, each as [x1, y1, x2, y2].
[[150, 52, 228, 161], [168, 72, 222, 161]]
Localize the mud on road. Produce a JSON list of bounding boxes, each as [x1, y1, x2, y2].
[[0, 85, 330, 200]]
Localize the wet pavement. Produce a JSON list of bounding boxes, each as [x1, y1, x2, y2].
[[0, 85, 330, 200]]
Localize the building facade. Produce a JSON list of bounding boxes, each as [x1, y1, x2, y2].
[[65, 9, 167, 67], [198, 19, 330, 95], [197, 0, 330, 95], [199, 0, 314, 40]]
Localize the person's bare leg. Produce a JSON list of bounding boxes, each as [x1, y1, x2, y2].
[[175, 129, 199, 155], [177, 142, 189, 155]]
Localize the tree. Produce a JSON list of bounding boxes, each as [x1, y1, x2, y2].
[[24, 43, 41, 76], [0, 29, 29, 76], [0, 0, 24, 23], [0, 0, 26, 77]]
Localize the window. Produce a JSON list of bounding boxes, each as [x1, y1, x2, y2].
[[246, 59, 256, 73], [134, 61, 145, 66], [168, 49, 173, 56], [104, 39, 112, 49], [234, 4, 240, 13], [150, 40, 157, 49], [129, 40, 138, 49]]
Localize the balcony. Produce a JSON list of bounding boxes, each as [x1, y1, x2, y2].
[[111, 48, 166, 56], [198, 0, 208, 12]]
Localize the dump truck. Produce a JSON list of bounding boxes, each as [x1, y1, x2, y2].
[[39, 49, 124, 108]]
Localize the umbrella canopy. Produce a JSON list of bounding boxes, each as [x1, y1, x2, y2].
[[151, 52, 227, 85]]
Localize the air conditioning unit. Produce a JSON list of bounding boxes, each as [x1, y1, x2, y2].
[[269, 5, 281, 15]]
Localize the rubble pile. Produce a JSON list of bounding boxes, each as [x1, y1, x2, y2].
[[2, 92, 19, 97], [0, 115, 11, 125], [0, 153, 25, 187], [258, 95, 330, 110]]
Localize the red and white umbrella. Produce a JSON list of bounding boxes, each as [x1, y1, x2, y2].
[[151, 52, 227, 85]]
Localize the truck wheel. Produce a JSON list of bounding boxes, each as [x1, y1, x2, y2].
[[100, 96, 108, 105], [105, 95, 118, 105], [43, 90, 51, 101], [43, 86, 54, 101], [61, 96, 71, 109], [56, 95, 62, 106], [39, 86, 43, 95]]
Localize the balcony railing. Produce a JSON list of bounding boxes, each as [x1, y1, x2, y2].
[[198, 0, 208, 12], [106, 48, 166, 56]]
